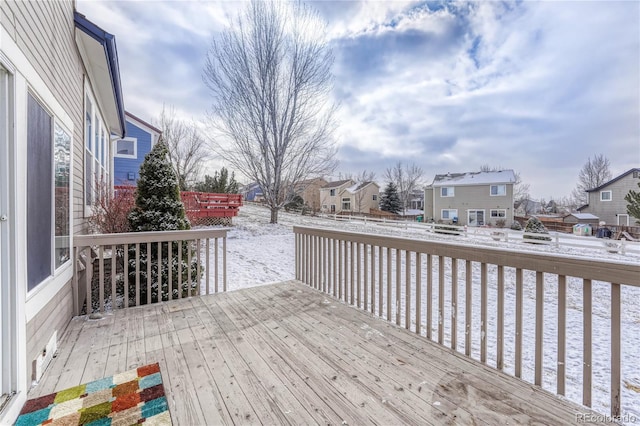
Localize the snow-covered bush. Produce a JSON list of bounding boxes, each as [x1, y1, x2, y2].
[[523, 217, 551, 242], [128, 140, 201, 303], [510, 221, 523, 231]]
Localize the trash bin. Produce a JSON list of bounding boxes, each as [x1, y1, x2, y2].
[[573, 224, 592, 236], [416, 215, 423, 223], [596, 227, 612, 238]]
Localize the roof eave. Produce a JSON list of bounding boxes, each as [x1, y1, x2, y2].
[[74, 12, 126, 138]]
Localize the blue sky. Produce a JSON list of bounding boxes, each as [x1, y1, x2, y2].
[[77, 0, 640, 199]]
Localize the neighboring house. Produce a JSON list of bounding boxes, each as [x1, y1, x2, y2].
[[241, 182, 264, 202], [320, 180, 380, 214], [515, 198, 544, 216], [1, 5, 125, 423], [113, 112, 162, 185], [577, 168, 640, 226], [291, 177, 327, 212], [424, 170, 516, 226], [409, 189, 425, 211]]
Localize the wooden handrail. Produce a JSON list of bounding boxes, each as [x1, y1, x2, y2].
[[293, 225, 640, 419]]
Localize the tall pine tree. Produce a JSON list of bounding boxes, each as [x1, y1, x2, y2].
[[193, 167, 239, 193], [128, 139, 200, 303], [625, 181, 640, 224], [380, 182, 402, 214]]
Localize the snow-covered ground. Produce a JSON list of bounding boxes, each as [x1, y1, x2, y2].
[[204, 204, 639, 423]]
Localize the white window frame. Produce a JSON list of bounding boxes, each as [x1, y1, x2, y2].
[[84, 84, 111, 215], [490, 209, 506, 218], [372, 194, 378, 201], [600, 190, 612, 201], [490, 184, 506, 196], [441, 187, 454, 197], [341, 197, 351, 211], [115, 137, 137, 158], [617, 214, 629, 226], [330, 189, 336, 196], [441, 209, 458, 220]]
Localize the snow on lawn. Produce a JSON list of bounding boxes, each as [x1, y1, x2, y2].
[[205, 204, 640, 422]]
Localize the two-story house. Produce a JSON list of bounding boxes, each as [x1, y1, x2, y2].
[[1, 4, 125, 422], [424, 170, 516, 226], [113, 112, 162, 185], [577, 168, 640, 226], [320, 180, 380, 214], [291, 178, 327, 212]]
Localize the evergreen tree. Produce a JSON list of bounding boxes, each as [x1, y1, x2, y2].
[[523, 216, 551, 242], [380, 182, 402, 214], [128, 139, 200, 303], [193, 167, 239, 193], [625, 181, 640, 224]]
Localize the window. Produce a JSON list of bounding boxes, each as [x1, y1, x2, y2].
[[600, 190, 612, 201], [372, 194, 378, 201], [441, 209, 458, 220], [322, 204, 327, 210], [84, 92, 110, 210], [330, 205, 336, 212], [115, 137, 137, 158], [26, 94, 71, 291], [490, 185, 506, 196], [342, 197, 351, 211], [441, 187, 454, 197], [490, 209, 506, 218], [330, 189, 336, 196]]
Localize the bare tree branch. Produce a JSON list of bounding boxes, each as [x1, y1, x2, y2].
[[384, 162, 423, 214], [571, 154, 612, 206], [203, 0, 337, 223], [155, 105, 210, 191]]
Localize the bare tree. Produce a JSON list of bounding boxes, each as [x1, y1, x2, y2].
[[155, 105, 210, 191], [203, 0, 337, 223], [384, 162, 424, 214], [571, 154, 612, 206]]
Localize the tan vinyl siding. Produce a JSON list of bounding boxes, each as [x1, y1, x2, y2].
[[424, 188, 434, 221], [4, 0, 86, 233], [433, 184, 514, 226], [25, 281, 73, 382]]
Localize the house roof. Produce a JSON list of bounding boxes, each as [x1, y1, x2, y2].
[[430, 170, 517, 187], [564, 213, 599, 220], [345, 181, 378, 193], [322, 179, 353, 189], [585, 168, 640, 192], [125, 111, 162, 135], [74, 12, 126, 138]]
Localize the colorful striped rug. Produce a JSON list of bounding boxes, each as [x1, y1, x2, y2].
[[15, 363, 172, 426]]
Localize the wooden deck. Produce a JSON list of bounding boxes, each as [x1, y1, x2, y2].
[[31, 281, 604, 425]]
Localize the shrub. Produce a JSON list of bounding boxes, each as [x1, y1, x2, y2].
[[510, 221, 523, 231], [495, 218, 506, 228], [88, 181, 136, 233], [523, 217, 551, 242], [435, 224, 462, 235]]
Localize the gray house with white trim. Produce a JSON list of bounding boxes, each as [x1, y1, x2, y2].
[[424, 170, 516, 227], [577, 168, 640, 226]]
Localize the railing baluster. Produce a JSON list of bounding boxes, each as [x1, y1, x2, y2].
[[135, 243, 140, 306], [370, 244, 375, 314], [378, 246, 383, 316], [295, 232, 299, 281], [332, 239, 337, 297], [465, 260, 471, 357], [557, 275, 566, 394], [405, 250, 411, 330], [157, 242, 162, 301], [357, 242, 362, 307], [73, 247, 79, 315], [124, 245, 129, 308], [351, 241, 356, 304], [214, 238, 219, 292], [387, 247, 392, 322], [338, 240, 343, 300], [321, 236, 326, 292], [222, 235, 227, 291], [451, 258, 458, 351], [439, 256, 445, 345], [535, 271, 544, 386], [99, 245, 104, 312], [497, 265, 504, 370], [147, 242, 152, 304], [415, 252, 421, 335], [481, 262, 488, 363], [364, 244, 368, 311], [187, 240, 192, 297], [515, 268, 523, 378], [196, 239, 201, 296], [178, 241, 182, 299], [427, 254, 433, 341], [205, 239, 210, 295], [611, 282, 621, 417], [395, 248, 401, 326], [111, 245, 117, 309], [583, 278, 592, 407]]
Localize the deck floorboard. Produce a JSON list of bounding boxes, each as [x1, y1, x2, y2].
[[30, 280, 605, 425]]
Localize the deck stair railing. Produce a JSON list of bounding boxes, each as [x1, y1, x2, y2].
[[73, 228, 227, 315], [293, 225, 640, 419]]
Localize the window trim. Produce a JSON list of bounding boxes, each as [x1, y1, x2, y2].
[[372, 194, 378, 201], [84, 83, 111, 215], [600, 190, 612, 202], [329, 189, 336, 196], [441, 187, 454, 197], [490, 184, 506, 196], [114, 136, 137, 158], [490, 209, 507, 218], [441, 209, 458, 220]]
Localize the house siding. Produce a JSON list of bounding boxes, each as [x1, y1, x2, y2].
[[320, 181, 354, 213], [423, 188, 434, 221], [432, 184, 514, 226], [113, 119, 154, 185], [581, 172, 640, 225]]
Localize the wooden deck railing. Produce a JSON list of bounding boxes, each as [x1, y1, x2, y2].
[[73, 228, 228, 315], [293, 226, 640, 418]]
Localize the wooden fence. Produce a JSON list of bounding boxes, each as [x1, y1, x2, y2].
[[73, 228, 228, 315], [293, 226, 640, 418]]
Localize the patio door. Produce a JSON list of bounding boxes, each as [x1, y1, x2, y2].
[[0, 64, 15, 411], [468, 210, 485, 227], [617, 214, 629, 226]]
